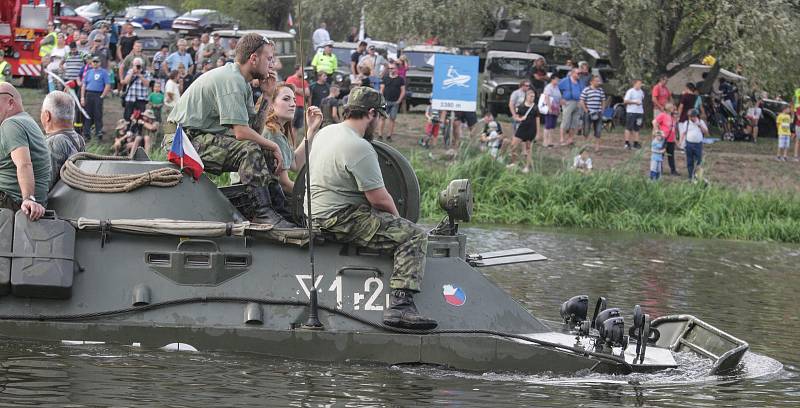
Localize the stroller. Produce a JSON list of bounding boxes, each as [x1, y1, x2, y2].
[[706, 94, 750, 141], [602, 105, 617, 132]]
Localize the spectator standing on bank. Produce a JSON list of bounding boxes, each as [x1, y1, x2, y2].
[[776, 104, 792, 161], [653, 102, 679, 175], [80, 56, 111, 141], [309, 72, 329, 108], [188, 37, 201, 66], [346, 26, 358, 42], [165, 39, 194, 75], [579, 75, 606, 152], [651, 75, 671, 117], [678, 109, 708, 180], [577, 61, 591, 88], [358, 45, 386, 90], [116, 23, 137, 62], [508, 80, 529, 134], [163, 70, 182, 121], [649, 131, 665, 180], [379, 62, 405, 142], [312, 22, 331, 51], [541, 75, 561, 147], [320, 85, 341, 127], [120, 41, 148, 83], [61, 42, 85, 133], [197, 33, 210, 60], [623, 79, 645, 149], [41, 91, 84, 188], [350, 41, 367, 80], [507, 89, 538, 173], [0, 84, 49, 220], [396, 55, 409, 79], [677, 82, 698, 125], [558, 68, 584, 146], [149, 81, 164, 124], [121, 57, 151, 122], [745, 99, 762, 144], [108, 19, 119, 60], [311, 41, 338, 81], [152, 45, 168, 79], [285, 65, 310, 132]]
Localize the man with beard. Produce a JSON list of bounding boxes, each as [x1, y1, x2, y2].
[[166, 33, 293, 227], [307, 86, 437, 330]]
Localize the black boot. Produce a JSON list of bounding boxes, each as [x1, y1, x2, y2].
[[251, 187, 297, 228], [383, 289, 438, 330]]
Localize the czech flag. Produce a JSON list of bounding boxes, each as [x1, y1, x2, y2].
[[168, 124, 204, 180], [442, 284, 467, 306]]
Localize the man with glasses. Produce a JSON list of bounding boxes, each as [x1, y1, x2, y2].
[[166, 33, 293, 227], [81, 56, 111, 141], [0, 83, 50, 221], [508, 80, 529, 134], [308, 86, 437, 330], [379, 61, 405, 142]]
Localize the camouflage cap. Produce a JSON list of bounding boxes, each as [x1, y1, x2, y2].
[[346, 86, 387, 117]]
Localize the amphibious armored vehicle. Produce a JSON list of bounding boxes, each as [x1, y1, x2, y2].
[[0, 145, 748, 375]]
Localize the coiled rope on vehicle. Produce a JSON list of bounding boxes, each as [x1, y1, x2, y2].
[[61, 152, 184, 193]]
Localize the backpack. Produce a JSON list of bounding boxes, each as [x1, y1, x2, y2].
[[537, 93, 549, 115]]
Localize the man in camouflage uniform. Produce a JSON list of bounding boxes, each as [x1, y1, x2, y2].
[[166, 33, 295, 227], [307, 86, 436, 330]]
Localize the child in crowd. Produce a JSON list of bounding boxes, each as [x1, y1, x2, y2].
[[776, 105, 792, 161], [112, 119, 132, 156], [148, 81, 164, 124], [479, 121, 502, 159], [420, 104, 440, 148], [573, 146, 593, 174], [650, 130, 665, 180], [745, 99, 762, 143], [131, 109, 160, 156]]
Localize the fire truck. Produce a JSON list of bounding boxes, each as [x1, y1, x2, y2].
[[0, 0, 56, 86]]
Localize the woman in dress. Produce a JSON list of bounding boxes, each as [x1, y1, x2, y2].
[[507, 89, 538, 173]]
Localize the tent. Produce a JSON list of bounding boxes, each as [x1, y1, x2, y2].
[[666, 64, 746, 95]]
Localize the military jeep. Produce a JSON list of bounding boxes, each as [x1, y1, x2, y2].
[[480, 51, 543, 116], [402, 45, 459, 108]]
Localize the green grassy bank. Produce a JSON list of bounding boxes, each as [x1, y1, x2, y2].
[[413, 153, 800, 243]]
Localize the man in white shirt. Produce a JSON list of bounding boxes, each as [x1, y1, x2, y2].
[[312, 22, 331, 52], [623, 79, 645, 149], [678, 109, 708, 181]]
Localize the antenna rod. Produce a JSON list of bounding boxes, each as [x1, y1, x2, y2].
[[300, 0, 322, 330]]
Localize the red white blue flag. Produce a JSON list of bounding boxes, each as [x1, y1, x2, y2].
[[168, 124, 204, 180]]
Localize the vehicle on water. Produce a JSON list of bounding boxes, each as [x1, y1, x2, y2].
[[403, 45, 459, 108], [304, 41, 355, 97], [212, 29, 295, 80], [0, 145, 748, 376], [480, 50, 544, 116]]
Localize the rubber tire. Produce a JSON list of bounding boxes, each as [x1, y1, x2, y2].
[[153, 24, 160, 30]]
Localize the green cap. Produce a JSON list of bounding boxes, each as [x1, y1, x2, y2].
[[346, 86, 387, 117]]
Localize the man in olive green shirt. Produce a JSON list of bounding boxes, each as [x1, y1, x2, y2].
[[308, 86, 437, 330], [0, 83, 49, 220], [167, 33, 294, 227]]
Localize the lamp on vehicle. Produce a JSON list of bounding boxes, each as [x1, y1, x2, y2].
[[598, 316, 627, 348], [438, 179, 473, 223], [496, 87, 505, 95], [559, 295, 588, 326]]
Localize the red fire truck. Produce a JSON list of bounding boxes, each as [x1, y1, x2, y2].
[[0, 0, 56, 85]]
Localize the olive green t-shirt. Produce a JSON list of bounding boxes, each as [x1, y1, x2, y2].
[[0, 112, 51, 203], [262, 128, 294, 171], [306, 123, 384, 219], [167, 63, 254, 134]]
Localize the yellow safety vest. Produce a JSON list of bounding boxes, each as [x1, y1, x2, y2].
[[39, 32, 58, 57], [0, 61, 9, 82], [311, 52, 338, 75]]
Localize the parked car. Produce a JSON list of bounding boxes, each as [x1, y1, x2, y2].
[[93, 19, 143, 31], [172, 9, 238, 36], [55, 4, 89, 28], [480, 51, 542, 116], [305, 42, 355, 97], [212, 29, 296, 79], [135, 30, 178, 60], [75, 1, 105, 23], [402, 45, 459, 108], [125, 5, 179, 30]]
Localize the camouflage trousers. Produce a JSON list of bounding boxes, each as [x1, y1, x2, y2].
[[317, 204, 427, 291], [163, 126, 279, 189]]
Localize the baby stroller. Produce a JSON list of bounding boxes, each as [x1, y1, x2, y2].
[[714, 95, 750, 141]]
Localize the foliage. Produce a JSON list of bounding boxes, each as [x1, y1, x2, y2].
[[413, 153, 800, 243]]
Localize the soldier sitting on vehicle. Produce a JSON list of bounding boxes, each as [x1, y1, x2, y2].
[[307, 87, 437, 330], [166, 33, 295, 227]]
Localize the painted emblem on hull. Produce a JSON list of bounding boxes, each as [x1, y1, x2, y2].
[[443, 284, 466, 306]]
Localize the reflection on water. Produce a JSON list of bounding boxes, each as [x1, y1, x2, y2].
[[1, 226, 798, 406]]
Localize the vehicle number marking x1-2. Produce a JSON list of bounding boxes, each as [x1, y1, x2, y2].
[[295, 275, 390, 311]]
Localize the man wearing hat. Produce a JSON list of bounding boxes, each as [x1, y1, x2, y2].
[[311, 41, 337, 83], [358, 44, 386, 90], [307, 86, 437, 330], [80, 55, 111, 140], [0, 50, 10, 83]]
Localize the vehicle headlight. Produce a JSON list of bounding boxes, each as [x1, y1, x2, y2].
[[496, 88, 505, 95], [335, 74, 343, 83]]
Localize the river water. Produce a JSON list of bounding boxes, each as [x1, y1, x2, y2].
[[0, 226, 797, 407]]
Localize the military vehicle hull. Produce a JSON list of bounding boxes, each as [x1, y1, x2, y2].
[[0, 145, 748, 376]]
